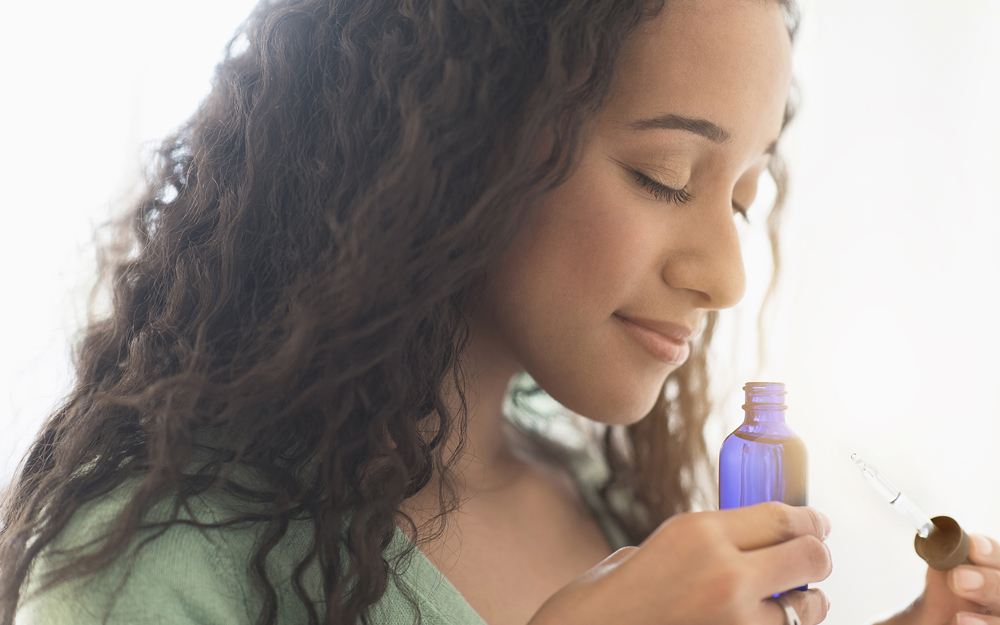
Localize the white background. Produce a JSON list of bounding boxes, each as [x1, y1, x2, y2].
[[1, 1, 998, 624]]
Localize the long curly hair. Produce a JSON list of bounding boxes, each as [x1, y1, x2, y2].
[[0, 0, 799, 623]]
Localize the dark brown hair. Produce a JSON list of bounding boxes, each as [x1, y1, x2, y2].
[[0, 0, 798, 623]]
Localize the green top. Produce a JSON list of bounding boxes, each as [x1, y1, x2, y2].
[[15, 452, 630, 625]]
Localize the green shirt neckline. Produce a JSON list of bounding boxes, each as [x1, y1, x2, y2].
[[384, 457, 632, 625]]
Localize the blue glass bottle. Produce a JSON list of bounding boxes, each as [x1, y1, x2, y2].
[[719, 382, 808, 592]]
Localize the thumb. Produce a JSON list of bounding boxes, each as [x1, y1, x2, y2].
[[572, 546, 639, 586], [591, 546, 639, 573], [533, 545, 642, 621], [602, 546, 639, 567]]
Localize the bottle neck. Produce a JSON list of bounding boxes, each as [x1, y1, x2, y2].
[[742, 381, 787, 423]]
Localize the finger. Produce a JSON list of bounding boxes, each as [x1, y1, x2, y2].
[[602, 546, 639, 568], [716, 502, 831, 551], [575, 546, 639, 584], [949, 566, 1000, 613], [760, 589, 829, 625], [745, 534, 833, 595], [970, 535, 1000, 569], [954, 612, 1000, 625]]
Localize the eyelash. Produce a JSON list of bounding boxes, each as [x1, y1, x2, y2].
[[633, 170, 750, 223], [634, 171, 693, 205]]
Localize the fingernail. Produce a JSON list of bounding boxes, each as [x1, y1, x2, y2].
[[972, 535, 994, 558], [957, 614, 987, 625], [954, 569, 986, 591]]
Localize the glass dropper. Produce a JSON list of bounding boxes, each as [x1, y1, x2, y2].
[[852, 453, 935, 538]]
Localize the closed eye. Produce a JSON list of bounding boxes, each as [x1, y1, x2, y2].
[[631, 166, 750, 223], [633, 170, 693, 205]]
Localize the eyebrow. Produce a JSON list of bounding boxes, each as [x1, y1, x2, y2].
[[629, 113, 780, 156], [629, 114, 732, 143]]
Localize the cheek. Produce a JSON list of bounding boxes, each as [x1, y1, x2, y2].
[[486, 157, 672, 423], [514, 160, 646, 314]]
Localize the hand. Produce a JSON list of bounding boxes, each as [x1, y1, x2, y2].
[[528, 502, 833, 625], [876, 534, 1000, 625]]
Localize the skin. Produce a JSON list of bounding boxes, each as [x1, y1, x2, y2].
[[401, 1, 1000, 624], [874, 533, 1000, 625]]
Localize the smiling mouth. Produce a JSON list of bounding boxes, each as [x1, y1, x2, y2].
[[613, 314, 692, 365]]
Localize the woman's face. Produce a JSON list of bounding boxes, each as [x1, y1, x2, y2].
[[474, 0, 793, 424]]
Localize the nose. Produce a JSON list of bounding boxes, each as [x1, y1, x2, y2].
[[661, 195, 746, 310]]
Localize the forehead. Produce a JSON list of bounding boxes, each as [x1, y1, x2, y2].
[[602, 0, 793, 149]]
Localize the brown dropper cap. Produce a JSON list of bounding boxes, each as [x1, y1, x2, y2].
[[914, 516, 972, 571]]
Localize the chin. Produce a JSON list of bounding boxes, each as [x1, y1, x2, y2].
[[538, 368, 666, 427]]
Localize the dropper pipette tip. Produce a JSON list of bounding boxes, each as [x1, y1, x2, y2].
[[850, 452, 935, 539], [851, 453, 874, 476]]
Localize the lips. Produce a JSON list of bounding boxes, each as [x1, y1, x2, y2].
[[614, 314, 695, 365]]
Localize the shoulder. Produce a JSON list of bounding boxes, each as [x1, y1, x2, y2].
[[15, 476, 319, 625], [15, 474, 485, 625]]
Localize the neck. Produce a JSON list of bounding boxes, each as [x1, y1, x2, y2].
[[436, 329, 526, 496]]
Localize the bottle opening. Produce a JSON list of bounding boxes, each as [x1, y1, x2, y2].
[[742, 381, 787, 413]]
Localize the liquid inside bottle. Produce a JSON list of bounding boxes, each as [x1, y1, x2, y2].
[[719, 382, 808, 592]]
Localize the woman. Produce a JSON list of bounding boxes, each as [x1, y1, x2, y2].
[[2, 0, 997, 624]]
